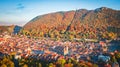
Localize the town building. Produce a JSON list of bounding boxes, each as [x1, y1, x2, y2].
[[54, 46, 68, 55]]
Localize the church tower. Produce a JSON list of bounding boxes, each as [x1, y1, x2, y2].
[[63, 46, 68, 55]]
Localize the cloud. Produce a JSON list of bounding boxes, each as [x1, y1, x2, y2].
[[16, 3, 25, 10]]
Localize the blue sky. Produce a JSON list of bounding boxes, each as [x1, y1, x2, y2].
[[0, 0, 120, 26]]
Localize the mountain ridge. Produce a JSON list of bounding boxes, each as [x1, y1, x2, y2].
[[22, 7, 120, 39]]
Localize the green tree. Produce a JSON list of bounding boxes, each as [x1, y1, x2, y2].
[[111, 56, 117, 63], [49, 63, 55, 67], [92, 64, 98, 67], [0, 64, 7, 67], [23, 64, 28, 67], [57, 59, 66, 67], [38, 63, 42, 67], [39, 32, 44, 37], [0, 57, 14, 67]]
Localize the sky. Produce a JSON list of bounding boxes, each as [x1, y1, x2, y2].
[[0, 0, 120, 26]]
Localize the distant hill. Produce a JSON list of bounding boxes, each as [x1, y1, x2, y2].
[[22, 7, 120, 40], [0, 25, 22, 34]]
